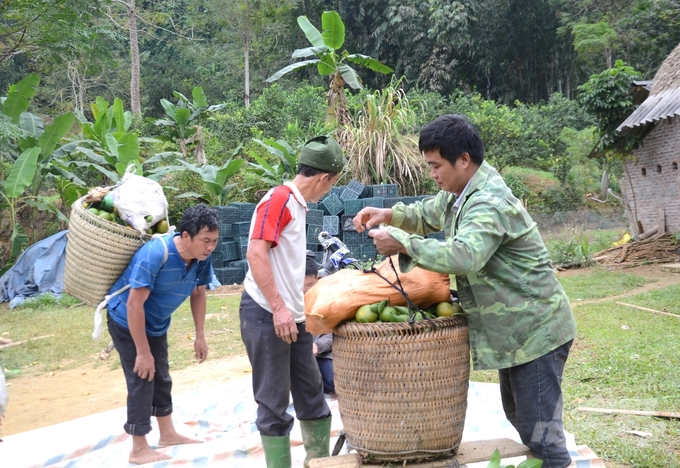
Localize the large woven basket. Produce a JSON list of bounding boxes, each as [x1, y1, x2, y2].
[[333, 315, 470, 463], [64, 197, 150, 306]]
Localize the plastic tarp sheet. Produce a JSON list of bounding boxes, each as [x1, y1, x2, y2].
[[0, 231, 68, 308], [0, 379, 605, 468]]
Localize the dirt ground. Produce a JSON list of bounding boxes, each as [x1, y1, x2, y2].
[[2, 265, 680, 438]]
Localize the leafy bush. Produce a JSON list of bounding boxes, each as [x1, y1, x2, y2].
[[545, 229, 620, 267], [537, 186, 583, 213], [503, 172, 530, 200], [446, 93, 532, 172], [405, 87, 450, 127], [206, 84, 327, 159], [163, 169, 206, 225]]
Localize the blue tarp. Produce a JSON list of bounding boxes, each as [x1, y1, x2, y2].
[[0, 230, 68, 308]]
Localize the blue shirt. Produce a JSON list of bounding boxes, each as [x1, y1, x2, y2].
[[107, 234, 214, 336]]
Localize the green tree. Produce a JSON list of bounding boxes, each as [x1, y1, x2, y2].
[[266, 10, 393, 125], [572, 21, 619, 69], [0, 0, 105, 64], [577, 59, 641, 153]]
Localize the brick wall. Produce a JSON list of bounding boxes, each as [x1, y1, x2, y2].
[[622, 116, 680, 234]]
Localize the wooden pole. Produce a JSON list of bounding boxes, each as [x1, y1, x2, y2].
[[0, 334, 55, 350], [615, 302, 680, 318], [577, 407, 680, 419]]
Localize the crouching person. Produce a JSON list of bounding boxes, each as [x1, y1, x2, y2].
[[106, 204, 219, 464]]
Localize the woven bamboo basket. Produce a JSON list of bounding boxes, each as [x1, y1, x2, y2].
[[333, 315, 470, 463], [64, 197, 150, 306]]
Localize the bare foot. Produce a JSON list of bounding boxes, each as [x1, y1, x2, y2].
[[129, 446, 171, 464], [158, 433, 202, 448]]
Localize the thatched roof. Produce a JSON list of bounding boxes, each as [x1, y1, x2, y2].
[[650, 41, 680, 96], [618, 42, 680, 132]]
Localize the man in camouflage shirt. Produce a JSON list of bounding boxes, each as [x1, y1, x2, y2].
[[353, 114, 576, 468]]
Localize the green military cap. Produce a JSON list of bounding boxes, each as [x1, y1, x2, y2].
[[298, 135, 345, 173]]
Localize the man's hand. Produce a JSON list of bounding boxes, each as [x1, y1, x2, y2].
[[313, 343, 319, 356], [353, 208, 392, 232], [194, 336, 208, 363], [369, 228, 407, 257], [273, 307, 298, 344], [134, 351, 155, 381]]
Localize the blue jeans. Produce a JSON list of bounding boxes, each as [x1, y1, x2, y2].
[[107, 313, 173, 436], [239, 292, 330, 436], [316, 357, 335, 394], [498, 340, 573, 468]]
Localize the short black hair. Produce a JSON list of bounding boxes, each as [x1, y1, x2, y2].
[[305, 251, 319, 277], [419, 114, 485, 166], [298, 163, 338, 178], [179, 204, 219, 238]]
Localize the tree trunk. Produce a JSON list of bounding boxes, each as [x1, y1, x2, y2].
[[244, 1, 250, 108], [127, 0, 142, 116]]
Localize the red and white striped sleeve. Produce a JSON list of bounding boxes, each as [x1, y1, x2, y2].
[[250, 186, 293, 248]]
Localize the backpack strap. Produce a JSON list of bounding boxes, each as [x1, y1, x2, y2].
[[92, 235, 170, 340]]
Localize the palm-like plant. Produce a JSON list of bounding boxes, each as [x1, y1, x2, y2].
[[344, 77, 425, 195], [248, 138, 299, 188], [155, 87, 227, 166], [266, 10, 393, 125]]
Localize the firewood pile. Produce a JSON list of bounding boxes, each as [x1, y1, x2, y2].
[[593, 232, 680, 268]]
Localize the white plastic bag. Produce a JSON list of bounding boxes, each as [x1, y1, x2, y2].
[[113, 165, 169, 234]]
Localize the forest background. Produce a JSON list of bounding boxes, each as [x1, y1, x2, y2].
[[2, 0, 680, 271]]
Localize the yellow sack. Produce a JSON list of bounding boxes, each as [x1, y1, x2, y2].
[[304, 256, 451, 334]]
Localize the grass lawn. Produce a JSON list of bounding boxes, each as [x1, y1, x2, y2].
[[1, 264, 679, 466]]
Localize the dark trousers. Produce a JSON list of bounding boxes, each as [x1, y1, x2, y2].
[[107, 313, 173, 436], [498, 340, 573, 468], [239, 292, 330, 436], [316, 358, 335, 394]]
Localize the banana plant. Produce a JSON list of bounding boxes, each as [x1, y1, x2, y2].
[[74, 97, 178, 183], [247, 138, 299, 188], [0, 147, 69, 263], [155, 86, 227, 165], [171, 147, 245, 206], [0, 74, 83, 262], [266, 10, 393, 125], [1, 74, 83, 197]]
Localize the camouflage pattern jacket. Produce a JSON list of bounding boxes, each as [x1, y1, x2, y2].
[[386, 161, 576, 370]]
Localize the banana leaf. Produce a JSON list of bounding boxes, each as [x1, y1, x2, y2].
[[3, 73, 40, 124], [5, 147, 40, 198], [38, 113, 75, 161]]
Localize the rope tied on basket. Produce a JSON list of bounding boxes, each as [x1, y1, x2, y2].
[[362, 250, 437, 323]]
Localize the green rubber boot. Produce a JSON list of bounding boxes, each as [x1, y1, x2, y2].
[[299, 416, 332, 468], [260, 434, 292, 468]]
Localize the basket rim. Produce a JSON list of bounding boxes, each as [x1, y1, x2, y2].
[[333, 315, 467, 337], [74, 195, 152, 240]]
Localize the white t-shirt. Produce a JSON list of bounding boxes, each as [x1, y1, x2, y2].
[[243, 182, 308, 322]]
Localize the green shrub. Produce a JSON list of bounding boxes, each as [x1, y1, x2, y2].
[[163, 170, 206, 224], [206, 84, 327, 161], [537, 186, 582, 213], [503, 172, 530, 200]]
